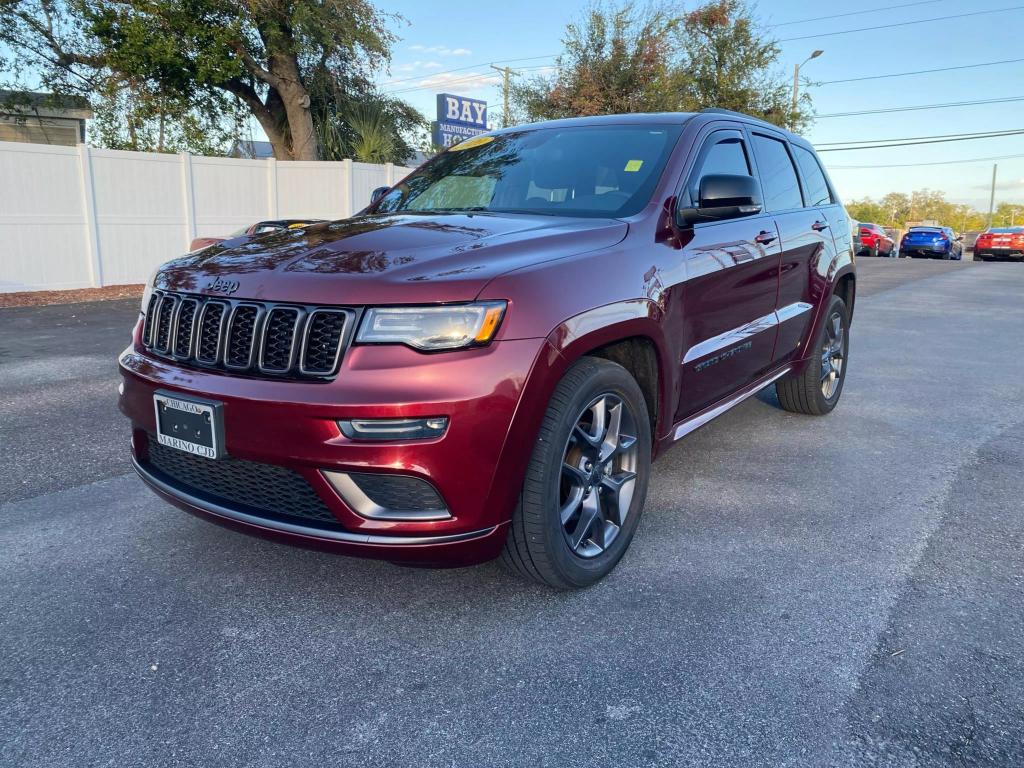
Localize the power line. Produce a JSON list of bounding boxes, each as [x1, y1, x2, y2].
[[378, 3, 992, 96], [828, 152, 1024, 169], [816, 57, 1024, 85], [818, 128, 1024, 146], [817, 128, 1024, 151], [816, 95, 1024, 118], [378, 5, 1024, 98], [779, 6, 1024, 42], [772, 0, 942, 26]]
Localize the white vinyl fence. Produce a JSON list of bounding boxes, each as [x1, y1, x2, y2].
[[0, 140, 416, 293]]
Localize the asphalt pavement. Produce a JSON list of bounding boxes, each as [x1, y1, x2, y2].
[[2, 258, 1022, 767]]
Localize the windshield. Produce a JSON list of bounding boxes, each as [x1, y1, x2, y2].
[[990, 227, 1024, 233], [908, 227, 942, 234], [374, 124, 684, 219]]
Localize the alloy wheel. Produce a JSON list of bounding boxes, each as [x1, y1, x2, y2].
[[559, 394, 639, 558], [820, 311, 845, 399]]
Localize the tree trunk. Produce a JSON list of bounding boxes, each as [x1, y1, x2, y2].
[[279, 86, 318, 161], [270, 53, 319, 161]]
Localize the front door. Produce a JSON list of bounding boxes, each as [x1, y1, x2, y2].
[[674, 129, 782, 421]]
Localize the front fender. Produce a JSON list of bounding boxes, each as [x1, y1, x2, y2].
[[546, 298, 674, 443]]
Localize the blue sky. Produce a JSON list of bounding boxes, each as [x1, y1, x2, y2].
[[376, 0, 1024, 209]]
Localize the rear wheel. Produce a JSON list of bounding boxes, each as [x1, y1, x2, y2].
[[501, 357, 652, 589], [777, 294, 849, 416]]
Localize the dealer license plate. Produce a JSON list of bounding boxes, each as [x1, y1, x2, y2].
[[153, 391, 224, 459]]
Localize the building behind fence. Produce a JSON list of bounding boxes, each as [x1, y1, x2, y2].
[[0, 140, 416, 293]]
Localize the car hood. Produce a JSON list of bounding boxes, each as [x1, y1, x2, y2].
[[156, 212, 628, 305]]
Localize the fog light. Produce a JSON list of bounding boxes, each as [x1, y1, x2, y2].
[[338, 417, 448, 441]]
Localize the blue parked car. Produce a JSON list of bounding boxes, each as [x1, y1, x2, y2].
[[899, 226, 963, 260]]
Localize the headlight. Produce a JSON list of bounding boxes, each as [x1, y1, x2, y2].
[[356, 301, 506, 351]]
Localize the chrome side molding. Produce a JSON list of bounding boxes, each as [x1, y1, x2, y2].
[[672, 367, 791, 441]]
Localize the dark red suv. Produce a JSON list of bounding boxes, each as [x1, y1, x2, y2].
[[119, 110, 855, 588]]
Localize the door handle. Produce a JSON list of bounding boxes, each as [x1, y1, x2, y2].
[[755, 230, 777, 245], [812, 221, 830, 232]]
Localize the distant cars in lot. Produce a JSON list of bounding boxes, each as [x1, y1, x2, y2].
[[899, 226, 962, 260], [856, 222, 896, 257], [188, 219, 324, 252], [973, 227, 1024, 261]]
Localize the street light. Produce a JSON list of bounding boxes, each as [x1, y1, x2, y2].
[[792, 50, 824, 116]]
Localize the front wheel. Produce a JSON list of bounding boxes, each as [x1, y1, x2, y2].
[[777, 294, 850, 416], [501, 357, 652, 589]]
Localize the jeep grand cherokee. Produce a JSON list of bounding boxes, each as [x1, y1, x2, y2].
[[119, 110, 855, 588]]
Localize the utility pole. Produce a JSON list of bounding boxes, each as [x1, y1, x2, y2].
[[490, 64, 515, 128], [988, 163, 998, 229], [791, 50, 824, 118]]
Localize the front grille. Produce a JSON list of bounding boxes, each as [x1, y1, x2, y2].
[[142, 290, 352, 380], [144, 434, 340, 528]]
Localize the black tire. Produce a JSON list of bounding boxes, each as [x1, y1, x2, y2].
[[501, 357, 652, 589], [776, 294, 850, 416], [870, 244, 879, 258]]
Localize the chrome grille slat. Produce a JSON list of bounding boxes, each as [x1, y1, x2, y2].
[[196, 300, 228, 365], [141, 290, 350, 380], [259, 307, 303, 373], [142, 293, 160, 346], [300, 309, 348, 376], [154, 294, 178, 353], [224, 304, 262, 370], [172, 298, 199, 359]]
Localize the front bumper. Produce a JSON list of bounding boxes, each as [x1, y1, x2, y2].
[[119, 332, 556, 564]]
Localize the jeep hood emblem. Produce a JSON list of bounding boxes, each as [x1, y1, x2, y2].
[[205, 277, 240, 295]]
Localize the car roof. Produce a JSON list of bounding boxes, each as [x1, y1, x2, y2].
[[490, 109, 807, 145], [491, 112, 698, 135]]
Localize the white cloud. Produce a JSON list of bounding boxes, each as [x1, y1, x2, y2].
[[413, 71, 501, 91], [970, 177, 1024, 192], [408, 44, 473, 56], [392, 60, 444, 74]]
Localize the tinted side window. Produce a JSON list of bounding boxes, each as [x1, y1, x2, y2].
[[793, 145, 833, 206], [687, 134, 750, 203], [750, 134, 803, 212]]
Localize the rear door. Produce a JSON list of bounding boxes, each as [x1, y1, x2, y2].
[[674, 128, 782, 420]]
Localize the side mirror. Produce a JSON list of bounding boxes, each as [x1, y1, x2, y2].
[[677, 174, 762, 226], [370, 186, 390, 205]]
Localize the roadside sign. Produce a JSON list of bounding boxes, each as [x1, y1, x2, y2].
[[432, 93, 488, 148]]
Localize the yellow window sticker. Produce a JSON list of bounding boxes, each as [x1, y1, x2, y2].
[[449, 135, 495, 152], [624, 159, 644, 172]]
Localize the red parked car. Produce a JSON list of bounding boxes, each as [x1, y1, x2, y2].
[[119, 110, 855, 588], [973, 227, 1024, 261], [856, 222, 895, 257]]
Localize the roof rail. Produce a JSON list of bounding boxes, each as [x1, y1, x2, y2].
[[698, 107, 780, 129]]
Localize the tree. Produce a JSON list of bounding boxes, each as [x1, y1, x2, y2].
[[673, 0, 802, 130], [844, 188, 1016, 232], [511, 0, 809, 130], [1, 0, 422, 160], [512, 4, 679, 121]]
